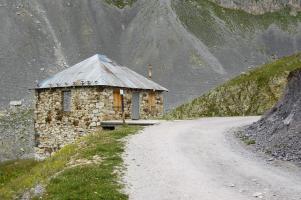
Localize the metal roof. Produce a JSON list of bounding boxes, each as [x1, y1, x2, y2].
[[36, 54, 168, 91]]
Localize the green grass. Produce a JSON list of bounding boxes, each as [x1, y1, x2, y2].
[[0, 126, 140, 200], [165, 53, 301, 119], [236, 132, 256, 145], [104, 0, 136, 9], [245, 139, 256, 145], [221, 53, 301, 88], [242, 137, 256, 145], [0, 160, 39, 187]]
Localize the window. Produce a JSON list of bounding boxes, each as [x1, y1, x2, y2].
[[149, 91, 156, 110], [63, 90, 71, 112], [113, 89, 122, 111]]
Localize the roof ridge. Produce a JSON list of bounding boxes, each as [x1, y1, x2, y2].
[[96, 54, 113, 64], [36, 54, 168, 91]]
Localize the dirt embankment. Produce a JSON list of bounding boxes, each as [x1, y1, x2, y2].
[[244, 68, 301, 162]]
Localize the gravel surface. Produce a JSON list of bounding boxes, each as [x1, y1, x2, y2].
[[123, 117, 301, 200]]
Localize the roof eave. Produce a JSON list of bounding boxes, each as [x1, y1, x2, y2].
[[33, 85, 168, 91]]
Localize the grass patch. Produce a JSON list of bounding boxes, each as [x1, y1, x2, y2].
[[236, 131, 256, 145], [104, 0, 136, 9], [244, 139, 256, 145], [165, 53, 301, 119], [0, 126, 140, 200], [0, 160, 39, 187]]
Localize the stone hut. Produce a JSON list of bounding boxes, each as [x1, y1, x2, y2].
[[34, 54, 167, 158]]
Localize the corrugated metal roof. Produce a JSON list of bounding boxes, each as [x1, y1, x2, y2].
[[36, 54, 168, 91]]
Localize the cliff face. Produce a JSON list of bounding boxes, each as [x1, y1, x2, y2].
[[210, 0, 301, 14], [0, 0, 301, 110], [244, 69, 301, 162]]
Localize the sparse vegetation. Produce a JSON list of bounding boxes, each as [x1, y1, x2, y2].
[[173, 0, 301, 47], [104, 0, 136, 9], [165, 53, 301, 119], [243, 68, 301, 162], [245, 138, 256, 145], [0, 126, 140, 200], [236, 130, 256, 145], [0, 160, 39, 187]]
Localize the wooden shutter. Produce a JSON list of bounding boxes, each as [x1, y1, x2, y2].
[[149, 91, 156, 110], [63, 90, 71, 112], [113, 89, 122, 111]]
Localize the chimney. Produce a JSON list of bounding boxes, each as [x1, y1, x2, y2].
[[148, 64, 152, 79]]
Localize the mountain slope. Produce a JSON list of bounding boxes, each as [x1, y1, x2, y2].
[[1, 0, 301, 109], [210, 0, 301, 14], [165, 53, 301, 119], [243, 68, 301, 162]]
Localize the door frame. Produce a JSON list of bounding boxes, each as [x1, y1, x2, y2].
[[131, 91, 140, 120]]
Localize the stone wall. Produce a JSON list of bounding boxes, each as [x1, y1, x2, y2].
[[140, 91, 164, 119], [34, 86, 164, 159]]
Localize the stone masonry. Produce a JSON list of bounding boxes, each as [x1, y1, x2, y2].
[[34, 86, 163, 159]]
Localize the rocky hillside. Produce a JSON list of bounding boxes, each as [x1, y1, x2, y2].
[[104, 0, 136, 8], [210, 0, 301, 14], [243, 68, 301, 162], [166, 53, 301, 119], [1, 0, 301, 110]]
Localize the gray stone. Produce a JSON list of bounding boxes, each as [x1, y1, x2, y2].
[[9, 101, 22, 107], [90, 122, 97, 127], [252, 192, 263, 198]]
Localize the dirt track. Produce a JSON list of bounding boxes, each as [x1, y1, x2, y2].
[[123, 117, 301, 200]]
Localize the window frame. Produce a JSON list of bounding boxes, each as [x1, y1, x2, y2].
[[62, 90, 72, 112]]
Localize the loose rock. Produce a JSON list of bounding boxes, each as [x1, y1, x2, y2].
[[243, 69, 301, 162]]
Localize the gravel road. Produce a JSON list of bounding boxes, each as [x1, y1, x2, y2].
[[123, 117, 301, 200]]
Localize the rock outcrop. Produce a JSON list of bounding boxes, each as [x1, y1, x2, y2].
[[244, 68, 301, 162]]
